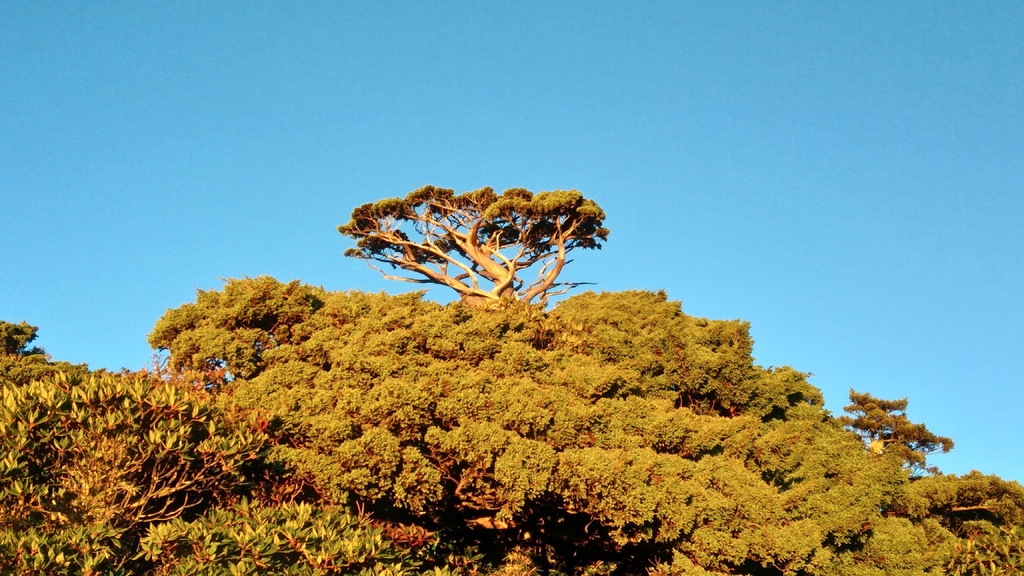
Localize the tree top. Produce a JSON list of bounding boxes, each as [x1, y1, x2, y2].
[[339, 185, 608, 306]]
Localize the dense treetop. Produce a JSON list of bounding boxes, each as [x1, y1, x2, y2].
[[3, 281, 1023, 573], [142, 277, 1024, 574]]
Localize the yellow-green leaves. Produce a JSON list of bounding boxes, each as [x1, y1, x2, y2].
[[138, 500, 422, 576], [0, 371, 265, 574], [948, 525, 1024, 575], [144, 279, 1024, 574], [840, 390, 954, 476]]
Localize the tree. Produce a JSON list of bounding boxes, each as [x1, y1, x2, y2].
[[0, 320, 89, 387], [0, 327, 453, 575], [1, 320, 43, 357], [152, 278, 943, 575], [338, 185, 609, 306], [904, 471, 1024, 534], [840, 390, 953, 476]]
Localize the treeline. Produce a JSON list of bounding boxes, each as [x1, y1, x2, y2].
[[2, 278, 1022, 574]]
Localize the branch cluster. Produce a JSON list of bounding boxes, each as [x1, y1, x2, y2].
[[338, 186, 608, 305], [840, 389, 954, 475]]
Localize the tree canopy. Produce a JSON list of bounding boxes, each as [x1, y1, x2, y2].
[[3, 281, 1023, 573], [0, 344, 436, 575], [4, 196, 1022, 574], [142, 276, 1024, 575], [840, 390, 954, 476], [338, 186, 609, 306]]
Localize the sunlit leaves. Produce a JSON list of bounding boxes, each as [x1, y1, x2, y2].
[[138, 500, 425, 576], [948, 524, 1024, 575], [149, 277, 948, 573], [0, 371, 264, 574], [840, 390, 954, 476]]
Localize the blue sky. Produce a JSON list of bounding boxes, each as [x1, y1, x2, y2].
[[2, 3, 1022, 481]]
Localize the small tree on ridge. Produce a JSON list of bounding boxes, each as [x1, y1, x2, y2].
[[841, 389, 953, 476]]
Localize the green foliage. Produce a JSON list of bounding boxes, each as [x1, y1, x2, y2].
[[150, 277, 944, 574], [829, 517, 954, 575], [138, 499, 430, 575], [948, 524, 1024, 575], [148, 278, 325, 381], [0, 523, 127, 576], [840, 390, 953, 476], [902, 471, 1024, 531], [13, 276, 1021, 574], [0, 320, 89, 387], [0, 370, 265, 574], [338, 186, 609, 305], [1, 320, 42, 356]]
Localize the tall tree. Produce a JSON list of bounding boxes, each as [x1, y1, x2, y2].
[[338, 185, 609, 306]]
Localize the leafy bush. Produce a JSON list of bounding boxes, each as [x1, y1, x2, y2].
[[138, 499, 431, 575], [0, 371, 264, 574], [948, 525, 1024, 575]]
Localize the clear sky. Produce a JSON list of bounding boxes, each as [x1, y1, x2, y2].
[[2, 3, 1022, 481]]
